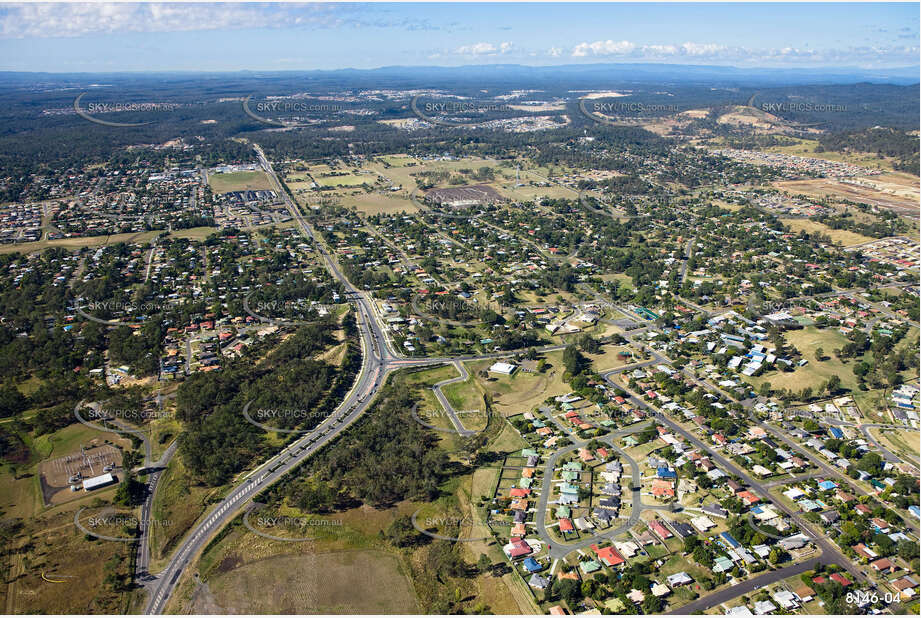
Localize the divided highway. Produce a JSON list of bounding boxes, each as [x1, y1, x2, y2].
[[143, 146, 427, 613]]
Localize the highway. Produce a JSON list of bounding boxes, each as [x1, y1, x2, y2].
[[141, 145, 893, 614], [143, 145, 428, 613], [143, 145, 569, 613]]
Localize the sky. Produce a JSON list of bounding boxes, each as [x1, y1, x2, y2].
[[0, 2, 918, 72]]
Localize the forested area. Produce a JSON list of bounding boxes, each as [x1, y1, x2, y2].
[[262, 378, 452, 511], [177, 324, 360, 485], [818, 127, 920, 174]]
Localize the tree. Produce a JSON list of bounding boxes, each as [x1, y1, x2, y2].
[[562, 344, 586, 376], [815, 347, 825, 361], [897, 540, 919, 562], [642, 595, 664, 613], [857, 452, 884, 476], [0, 385, 28, 418], [113, 473, 146, 506], [853, 361, 871, 379], [385, 515, 426, 547], [825, 374, 841, 395]]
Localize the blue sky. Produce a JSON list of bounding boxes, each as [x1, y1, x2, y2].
[[0, 2, 918, 72]]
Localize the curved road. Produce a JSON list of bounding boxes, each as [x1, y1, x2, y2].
[[533, 423, 673, 560], [144, 146, 573, 613], [431, 360, 477, 436], [143, 145, 431, 614]]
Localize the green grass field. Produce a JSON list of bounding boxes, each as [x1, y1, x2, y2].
[[315, 173, 370, 187], [745, 326, 857, 395], [208, 170, 274, 193]]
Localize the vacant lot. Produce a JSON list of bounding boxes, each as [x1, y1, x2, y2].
[[585, 344, 635, 373], [315, 173, 370, 187], [869, 427, 920, 464], [745, 326, 856, 396], [342, 192, 419, 215], [5, 506, 136, 614], [780, 218, 873, 247], [201, 550, 418, 613], [457, 351, 572, 415], [378, 154, 419, 167], [208, 170, 274, 193], [774, 177, 919, 219]]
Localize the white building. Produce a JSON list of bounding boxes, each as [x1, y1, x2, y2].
[[489, 361, 517, 375]]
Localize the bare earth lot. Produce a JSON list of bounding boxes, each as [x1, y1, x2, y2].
[[774, 175, 920, 219], [194, 550, 418, 613]]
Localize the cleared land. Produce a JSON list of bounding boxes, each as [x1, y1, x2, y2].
[[774, 176, 920, 219], [197, 551, 418, 614], [780, 218, 873, 247], [341, 192, 419, 215], [745, 326, 857, 395], [869, 426, 921, 465], [208, 171, 274, 193]]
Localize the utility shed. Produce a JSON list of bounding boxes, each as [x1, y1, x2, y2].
[[83, 472, 116, 491]]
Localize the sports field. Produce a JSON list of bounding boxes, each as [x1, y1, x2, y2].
[[208, 171, 274, 193]]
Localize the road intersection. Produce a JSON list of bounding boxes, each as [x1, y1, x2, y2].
[[139, 147, 886, 614]]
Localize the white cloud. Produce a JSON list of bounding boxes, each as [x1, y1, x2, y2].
[[679, 42, 727, 56], [562, 38, 917, 66], [572, 39, 636, 57], [0, 3, 372, 39], [454, 41, 513, 56], [643, 44, 678, 55]]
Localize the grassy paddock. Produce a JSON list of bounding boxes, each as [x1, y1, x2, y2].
[[208, 171, 274, 193]]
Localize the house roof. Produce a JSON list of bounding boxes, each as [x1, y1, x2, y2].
[[591, 543, 625, 566], [871, 558, 893, 571], [523, 557, 542, 572]]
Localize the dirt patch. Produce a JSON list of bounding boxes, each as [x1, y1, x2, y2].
[[188, 579, 228, 614], [774, 177, 919, 218], [205, 550, 418, 614]]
